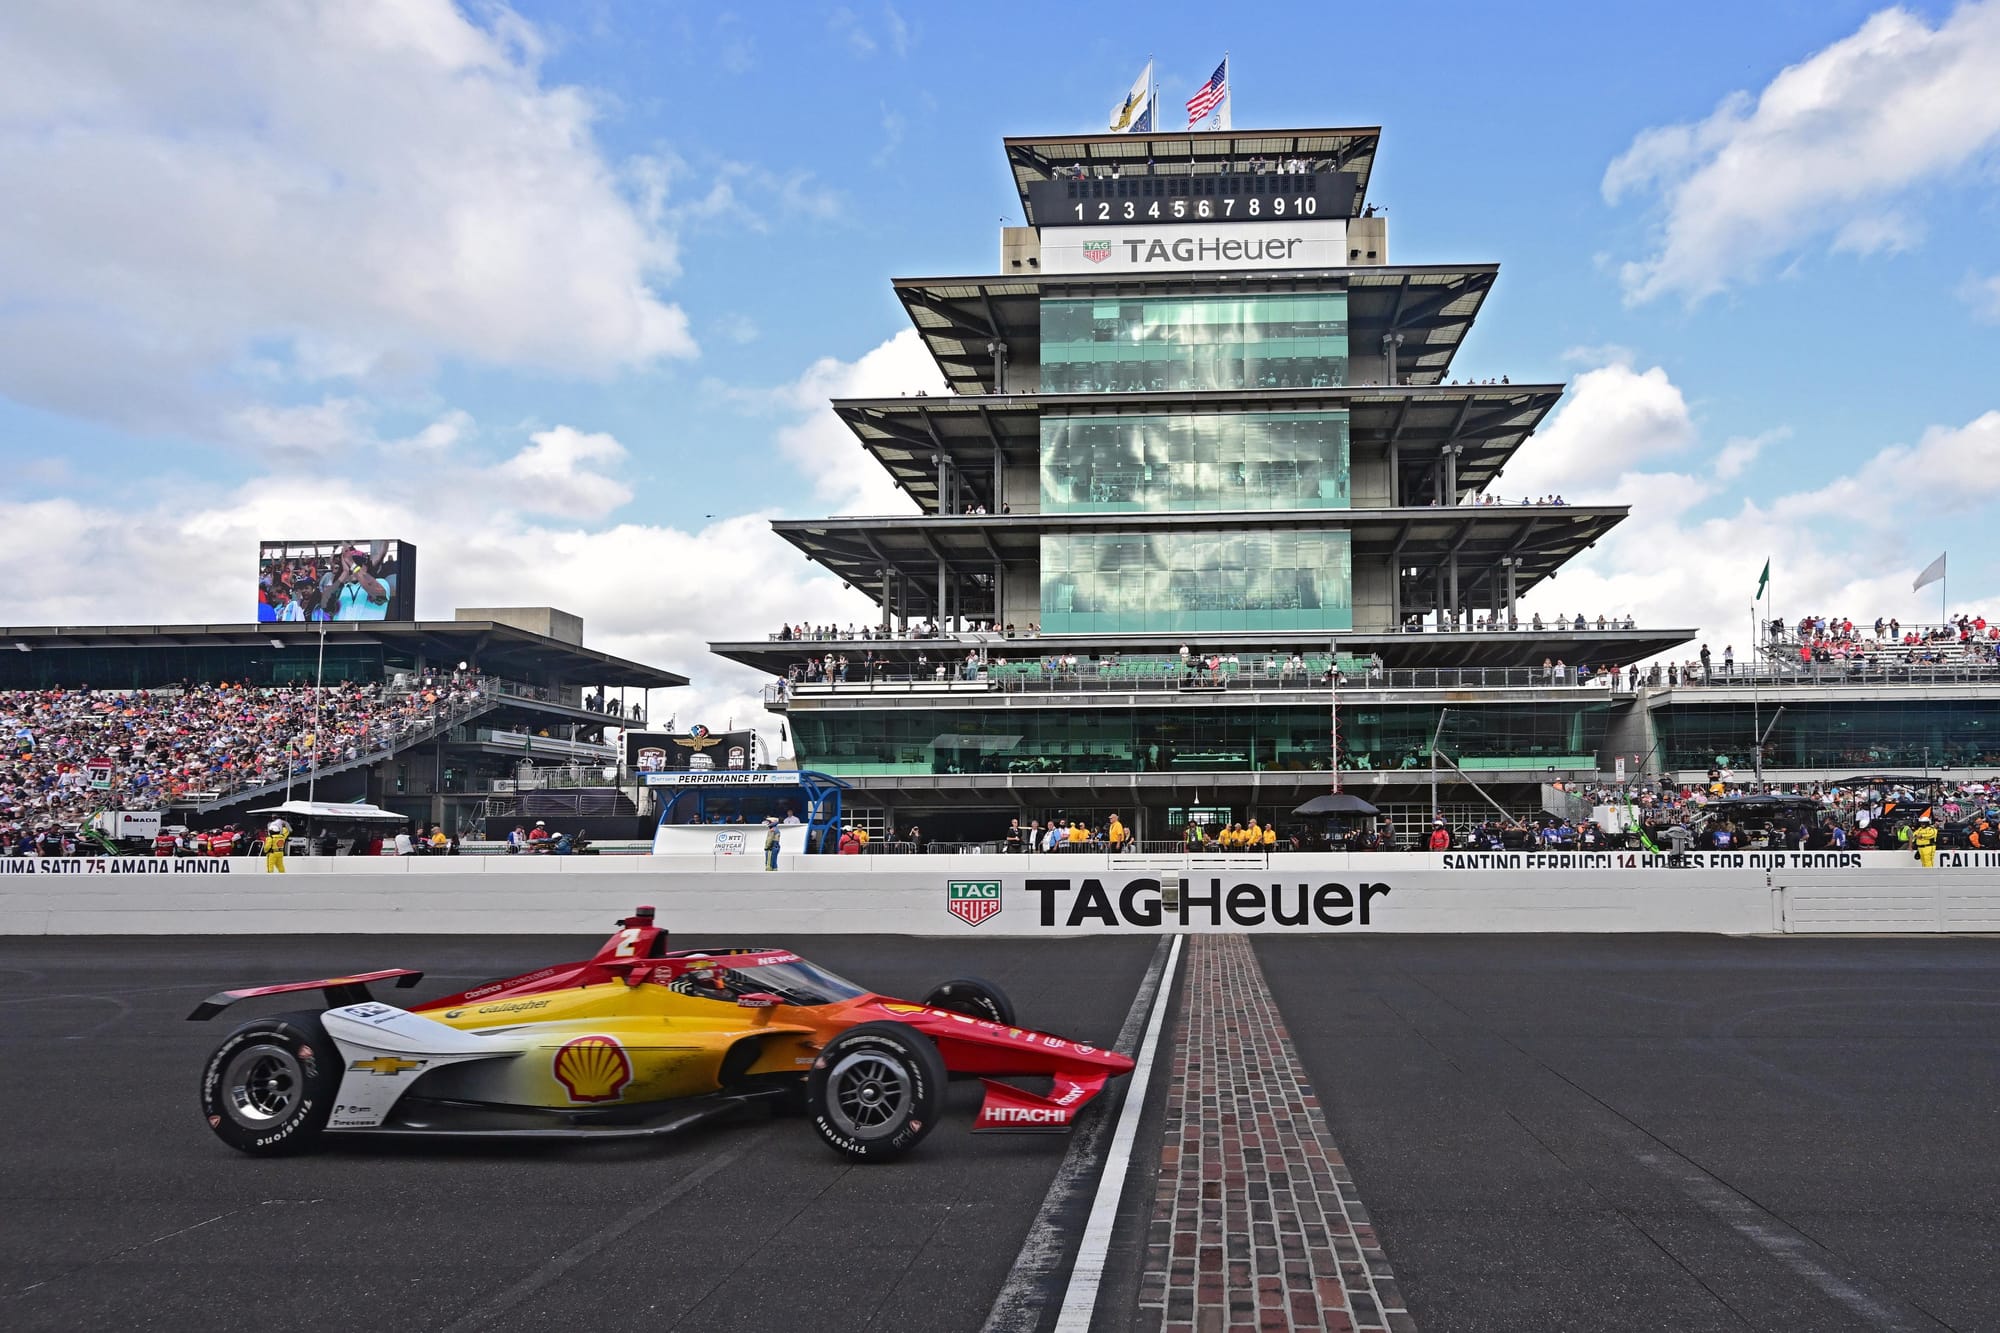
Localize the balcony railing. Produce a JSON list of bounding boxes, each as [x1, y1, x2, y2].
[[765, 663, 1634, 705]]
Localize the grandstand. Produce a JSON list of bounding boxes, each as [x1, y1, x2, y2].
[[0, 611, 685, 842]]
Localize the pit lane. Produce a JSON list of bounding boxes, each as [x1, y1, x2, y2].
[[0, 934, 1157, 1333]]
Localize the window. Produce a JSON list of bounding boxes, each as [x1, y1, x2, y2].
[[1039, 529, 1352, 633], [1040, 411, 1350, 513], [1040, 292, 1348, 394]]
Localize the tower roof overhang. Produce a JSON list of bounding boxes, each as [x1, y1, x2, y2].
[[1004, 127, 1380, 225], [833, 384, 1564, 515], [896, 265, 1497, 395], [772, 504, 1624, 608]]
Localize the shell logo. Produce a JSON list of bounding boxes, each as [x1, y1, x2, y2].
[[552, 1034, 632, 1103]]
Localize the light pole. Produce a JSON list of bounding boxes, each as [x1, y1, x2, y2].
[[1328, 638, 1340, 794], [306, 622, 327, 808]]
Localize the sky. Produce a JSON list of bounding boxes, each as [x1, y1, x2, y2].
[[1, 0, 1998, 751]]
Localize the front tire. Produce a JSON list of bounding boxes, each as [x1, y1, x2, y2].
[[806, 1022, 945, 1162], [199, 1010, 339, 1155], [922, 976, 1016, 1027]]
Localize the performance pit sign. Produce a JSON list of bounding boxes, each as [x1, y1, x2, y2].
[[1039, 219, 1347, 275]]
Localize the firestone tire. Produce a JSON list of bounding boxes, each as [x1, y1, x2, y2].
[[199, 1010, 340, 1156], [922, 976, 1016, 1028], [806, 1022, 946, 1163]]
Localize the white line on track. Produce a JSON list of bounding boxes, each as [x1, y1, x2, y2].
[[1054, 932, 1183, 1333], [437, 1140, 751, 1333], [982, 933, 1182, 1333]]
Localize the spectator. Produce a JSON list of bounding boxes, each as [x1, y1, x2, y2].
[[393, 824, 414, 856]]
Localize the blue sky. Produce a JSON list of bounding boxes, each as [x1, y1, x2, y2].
[[1, 0, 1997, 725]]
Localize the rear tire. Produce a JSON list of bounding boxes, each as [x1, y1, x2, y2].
[[922, 976, 1016, 1027], [806, 1022, 945, 1162], [199, 1010, 339, 1155]]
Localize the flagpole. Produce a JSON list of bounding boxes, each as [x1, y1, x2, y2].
[[1751, 600, 1761, 788], [1220, 51, 1231, 131]]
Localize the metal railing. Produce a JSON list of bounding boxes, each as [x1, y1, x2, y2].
[[1655, 660, 2000, 689], [765, 664, 1636, 704], [467, 728, 617, 760], [763, 617, 1643, 644]]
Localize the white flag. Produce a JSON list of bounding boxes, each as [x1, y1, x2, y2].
[[1913, 552, 1947, 592], [1108, 62, 1152, 133]]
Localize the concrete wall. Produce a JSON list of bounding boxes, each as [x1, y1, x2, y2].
[[1346, 216, 1387, 266], [1350, 557, 1393, 633], [454, 607, 584, 646], [1000, 226, 1041, 274], [9, 850, 1999, 937], [1349, 453, 1391, 509]]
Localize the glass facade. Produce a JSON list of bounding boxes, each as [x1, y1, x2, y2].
[[1040, 293, 1348, 394], [1040, 529, 1352, 634], [792, 702, 1610, 777], [1655, 700, 2000, 771], [1040, 411, 1350, 513]]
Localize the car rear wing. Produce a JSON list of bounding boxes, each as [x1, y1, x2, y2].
[[186, 968, 424, 1021]]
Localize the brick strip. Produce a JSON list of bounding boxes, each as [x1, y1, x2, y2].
[[1139, 934, 1412, 1333]]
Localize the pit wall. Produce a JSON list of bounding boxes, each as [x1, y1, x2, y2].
[[6, 850, 1999, 936]]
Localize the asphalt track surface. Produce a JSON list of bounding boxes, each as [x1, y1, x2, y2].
[[10, 934, 2000, 1332], [0, 933, 1157, 1333], [1261, 935, 2000, 1332]]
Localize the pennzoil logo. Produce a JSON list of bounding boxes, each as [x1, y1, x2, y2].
[[553, 1034, 632, 1103], [1081, 240, 1112, 265], [349, 1055, 424, 1076], [947, 879, 1002, 926]]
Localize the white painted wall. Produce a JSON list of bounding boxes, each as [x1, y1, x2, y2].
[[7, 850, 1999, 936]]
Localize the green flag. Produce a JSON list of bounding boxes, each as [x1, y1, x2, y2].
[[1755, 558, 1770, 601]]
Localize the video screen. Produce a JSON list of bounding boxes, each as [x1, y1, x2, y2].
[[257, 540, 415, 622], [625, 727, 754, 772]]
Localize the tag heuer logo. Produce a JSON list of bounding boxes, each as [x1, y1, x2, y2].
[[947, 880, 1002, 926], [1081, 241, 1112, 264]]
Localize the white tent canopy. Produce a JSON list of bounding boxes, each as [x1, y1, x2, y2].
[[250, 800, 408, 824]]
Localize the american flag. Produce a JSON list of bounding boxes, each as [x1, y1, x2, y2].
[[1186, 59, 1228, 126]]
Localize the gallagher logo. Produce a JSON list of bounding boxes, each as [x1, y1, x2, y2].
[[947, 879, 1002, 926], [1081, 240, 1112, 264]]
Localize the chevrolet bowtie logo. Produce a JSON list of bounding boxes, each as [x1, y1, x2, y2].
[[349, 1055, 424, 1076]]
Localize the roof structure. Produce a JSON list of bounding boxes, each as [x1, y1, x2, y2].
[[773, 504, 1622, 616], [1003, 128, 1380, 225], [0, 620, 687, 688], [897, 265, 1496, 395], [834, 385, 1562, 515]]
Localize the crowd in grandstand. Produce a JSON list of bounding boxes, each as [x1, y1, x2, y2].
[[0, 676, 487, 841]]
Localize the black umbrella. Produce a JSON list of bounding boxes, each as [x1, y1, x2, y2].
[[1292, 793, 1379, 817]]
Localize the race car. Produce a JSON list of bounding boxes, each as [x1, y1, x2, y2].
[[190, 905, 1133, 1162]]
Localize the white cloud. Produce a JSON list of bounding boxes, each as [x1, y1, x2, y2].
[[1605, 1, 2000, 304], [1714, 426, 1789, 480], [1961, 271, 2000, 322], [829, 8, 876, 56], [490, 426, 634, 519], [1491, 358, 1696, 498], [775, 328, 947, 515], [0, 0, 694, 433], [1504, 357, 2000, 656]]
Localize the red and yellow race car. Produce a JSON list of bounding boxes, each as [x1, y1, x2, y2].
[[190, 905, 1134, 1162]]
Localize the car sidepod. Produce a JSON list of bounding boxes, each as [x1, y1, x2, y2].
[[318, 1001, 521, 1130]]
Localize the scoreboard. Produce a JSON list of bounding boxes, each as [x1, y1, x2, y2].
[[1026, 170, 1357, 228]]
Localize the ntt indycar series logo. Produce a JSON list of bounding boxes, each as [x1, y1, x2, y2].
[[981, 877, 1390, 929]]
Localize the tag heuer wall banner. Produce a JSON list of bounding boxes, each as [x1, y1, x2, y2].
[[1039, 219, 1347, 275]]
